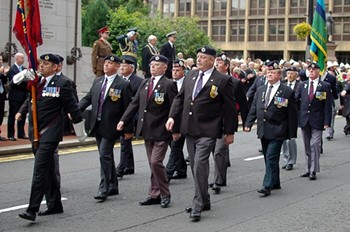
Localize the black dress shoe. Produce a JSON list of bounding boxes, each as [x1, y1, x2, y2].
[[38, 208, 63, 216], [172, 172, 187, 179], [185, 203, 211, 213], [211, 184, 221, 194], [108, 189, 119, 196], [94, 192, 108, 201], [116, 172, 123, 178], [272, 185, 281, 190], [123, 169, 134, 175], [139, 197, 161, 206], [160, 196, 171, 208], [257, 187, 271, 196], [190, 209, 201, 221], [8, 137, 17, 141], [19, 211, 36, 221], [209, 182, 226, 187], [281, 164, 287, 169], [285, 164, 293, 171], [18, 135, 29, 139], [309, 172, 317, 180], [300, 172, 310, 177], [0, 136, 7, 141]]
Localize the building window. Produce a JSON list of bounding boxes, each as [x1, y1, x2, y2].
[[198, 21, 208, 34], [195, 0, 209, 17], [212, 20, 226, 42], [230, 20, 245, 41], [290, 0, 306, 14], [269, 0, 285, 15], [333, 17, 350, 41], [250, 0, 265, 15], [179, 0, 191, 17], [249, 19, 264, 41], [269, 19, 284, 41], [334, 0, 350, 13], [289, 18, 306, 41], [149, 0, 159, 17], [231, 0, 245, 16], [163, 0, 175, 17], [213, 0, 227, 17], [336, 52, 350, 64]]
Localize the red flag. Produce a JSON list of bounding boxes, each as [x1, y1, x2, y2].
[[13, 0, 42, 71]]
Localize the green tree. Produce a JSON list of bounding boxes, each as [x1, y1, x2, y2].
[[82, 0, 110, 46], [107, 7, 214, 69]]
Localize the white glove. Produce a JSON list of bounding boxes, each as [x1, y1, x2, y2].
[[13, 69, 37, 84], [73, 120, 87, 142]]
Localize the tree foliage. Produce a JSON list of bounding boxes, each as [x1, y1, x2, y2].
[[108, 7, 214, 68], [82, 0, 110, 46]]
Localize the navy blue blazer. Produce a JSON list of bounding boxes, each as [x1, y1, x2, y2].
[[295, 78, 333, 130], [245, 83, 298, 140], [8, 64, 29, 102]]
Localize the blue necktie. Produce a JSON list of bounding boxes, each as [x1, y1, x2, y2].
[[193, 72, 204, 99]]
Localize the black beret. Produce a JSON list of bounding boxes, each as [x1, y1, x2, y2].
[[216, 53, 230, 62], [121, 56, 134, 65], [308, 62, 320, 69], [149, 55, 168, 64], [286, 66, 299, 72], [173, 59, 185, 69], [197, 46, 216, 57], [267, 60, 280, 70], [104, 55, 121, 63], [40, 53, 60, 64], [55, 54, 64, 63]]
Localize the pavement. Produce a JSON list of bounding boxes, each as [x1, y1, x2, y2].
[[0, 118, 96, 155]]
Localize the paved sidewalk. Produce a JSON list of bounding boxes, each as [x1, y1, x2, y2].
[[0, 121, 96, 155]]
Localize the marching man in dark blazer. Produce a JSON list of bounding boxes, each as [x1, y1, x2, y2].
[[79, 55, 134, 201], [116, 57, 143, 177], [281, 66, 300, 171], [18, 54, 86, 221], [295, 62, 332, 180], [117, 55, 178, 208], [244, 61, 298, 197], [166, 46, 237, 221], [160, 31, 177, 78]]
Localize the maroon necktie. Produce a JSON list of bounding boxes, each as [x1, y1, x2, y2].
[[309, 81, 314, 102], [147, 77, 155, 99]]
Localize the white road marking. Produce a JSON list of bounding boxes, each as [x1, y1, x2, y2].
[[0, 197, 67, 213], [244, 155, 264, 161]]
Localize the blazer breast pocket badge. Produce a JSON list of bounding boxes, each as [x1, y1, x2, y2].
[[315, 91, 327, 100], [274, 96, 288, 108], [109, 88, 121, 101], [154, 92, 165, 105], [210, 85, 218, 98]]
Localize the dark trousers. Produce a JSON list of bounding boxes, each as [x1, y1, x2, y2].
[[166, 135, 187, 178], [7, 100, 27, 138], [261, 137, 283, 189], [117, 136, 134, 173], [144, 140, 170, 198], [27, 141, 62, 213], [95, 133, 119, 194]]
